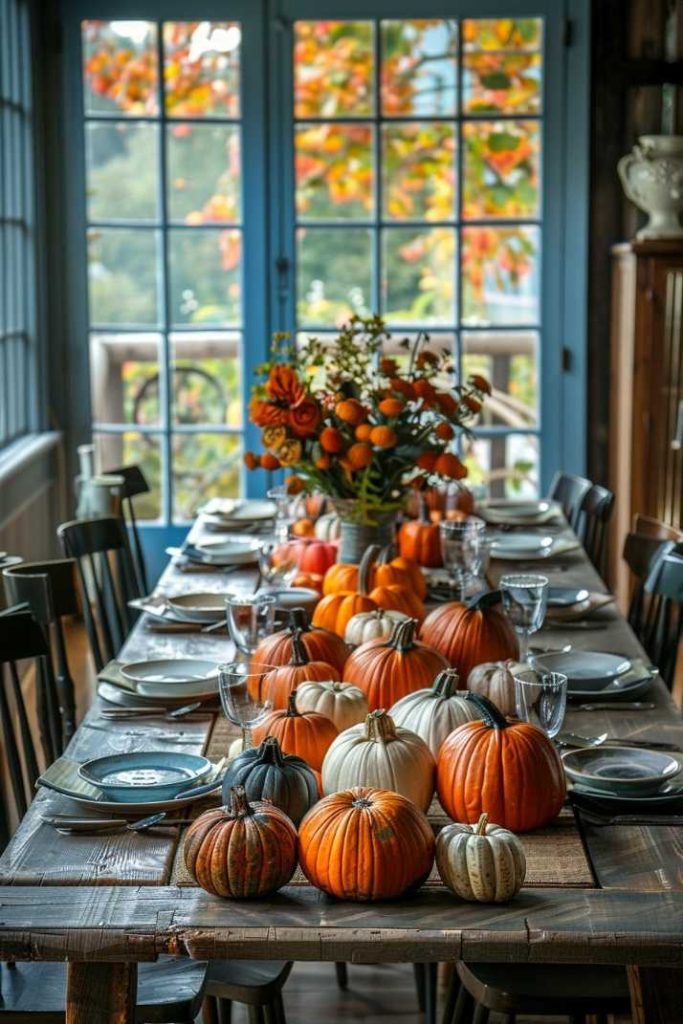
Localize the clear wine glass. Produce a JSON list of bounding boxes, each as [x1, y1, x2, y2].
[[257, 540, 299, 588], [439, 518, 486, 595], [462, 519, 488, 582], [225, 592, 277, 656], [218, 660, 274, 750], [514, 669, 568, 739], [267, 485, 298, 543], [500, 573, 549, 663]]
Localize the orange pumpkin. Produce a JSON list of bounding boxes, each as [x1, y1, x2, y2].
[[273, 539, 337, 575], [252, 689, 338, 770], [324, 544, 427, 599], [313, 547, 378, 637], [262, 631, 340, 709], [293, 571, 323, 596], [398, 514, 442, 567], [252, 609, 349, 674], [436, 693, 566, 832], [323, 560, 359, 596], [291, 517, 316, 537], [389, 554, 428, 599], [420, 590, 519, 680], [343, 617, 448, 710], [299, 786, 435, 901], [369, 580, 425, 621]]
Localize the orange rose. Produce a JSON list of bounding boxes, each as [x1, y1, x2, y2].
[[266, 364, 305, 404], [435, 422, 454, 441], [416, 451, 439, 472], [289, 397, 321, 438], [249, 398, 288, 427]]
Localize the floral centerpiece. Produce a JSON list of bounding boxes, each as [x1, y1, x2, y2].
[[245, 315, 490, 560]]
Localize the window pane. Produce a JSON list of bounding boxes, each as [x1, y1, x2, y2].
[[88, 228, 159, 326], [296, 227, 372, 326], [462, 432, 539, 498], [169, 228, 241, 326], [163, 22, 241, 118], [382, 227, 455, 325], [94, 431, 163, 519], [172, 433, 241, 520], [463, 120, 540, 219], [381, 19, 457, 117], [82, 21, 158, 116], [463, 19, 542, 115], [382, 122, 455, 221], [295, 123, 373, 221], [462, 330, 538, 427], [294, 21, 374, 118], [170, 331, 242, 428], [167, 124, 240, 224], [461, 225, 539, 326], [90, 332, 163, 426], [86, 122, 159, 221]]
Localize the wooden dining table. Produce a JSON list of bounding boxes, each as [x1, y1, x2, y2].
[[0, 517, 681, 1024]]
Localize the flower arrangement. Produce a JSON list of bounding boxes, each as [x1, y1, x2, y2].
[[245, 315, 490, 524]]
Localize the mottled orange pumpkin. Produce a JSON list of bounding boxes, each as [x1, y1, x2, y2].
[[420, 590, 519, 680], [252, 689, 338, 770]]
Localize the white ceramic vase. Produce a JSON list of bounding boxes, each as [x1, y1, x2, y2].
[[618, 135, 683, 239]]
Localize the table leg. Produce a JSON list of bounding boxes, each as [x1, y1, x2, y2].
[[66, 962, 137, 1024], [627, 965, 683, 1023]]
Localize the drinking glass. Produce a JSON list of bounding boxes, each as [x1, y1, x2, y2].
[[257, 540, 299, 589], [500, 573, 549, 663], [462, 519, 488, 581], [439, 519, 486, 595], [218, 660, 274, 750], [225, 593, 277, 656], [267, 485, 299, 543], [514, 669, 568, 739]]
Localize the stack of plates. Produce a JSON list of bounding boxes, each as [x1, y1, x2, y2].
[[477, 499, 560, 526], [533, 650, 654, 702], [109, 658, 221, 702], [180, 539, 261, 567], [489, 532, 580, 561], [563, 746, 683, 807], [198, 498, 276, 531]]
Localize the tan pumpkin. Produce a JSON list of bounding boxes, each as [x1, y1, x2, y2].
[[321, 709, 435, 811], [183, 784, 298, 898], [252, 689, 338, 770], [262, 630, 340, 709], [314, 512, 341, 541], [420, 590, 519, 680], [467, 660, 526, 717], [343, 617, 448, 710], [344, 608, 409, 646], [436, 812, 526, 903], [389, 668, 481, 757], [295, 680, 369, 732], [313, 546, 378, 637]]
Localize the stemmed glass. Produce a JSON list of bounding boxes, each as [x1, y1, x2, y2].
[[218, 660, 274, 751], [500, 573, 549, 663], [267, 485, 299, 543], [514, 669, 568, 739], [462, 519, 488, 583], [257, 540, 299, 589], [225, 593, 277, 657], [439, 518, 487, 595]]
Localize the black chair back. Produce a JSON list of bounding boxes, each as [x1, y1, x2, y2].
[[2, 559, 80, 744], [577, 484, 615, 576], [548, 471, 592, 529], [622, 533, 674, 639], [57, 516, 141, 671], [103, 464, 151, 595], [643, 543, 683, 691]]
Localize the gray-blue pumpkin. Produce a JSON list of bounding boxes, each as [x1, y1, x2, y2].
[[222, 735, 318, 824]]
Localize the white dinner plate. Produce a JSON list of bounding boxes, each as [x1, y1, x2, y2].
[[565, 672, 654, 702], [166, 592, 227, 623], [198, 499, 276, 522], [490, 533, 554, 557], [571, 781, 683, 807], [533, 650, 631, 685], [189, 539, 260, 565]]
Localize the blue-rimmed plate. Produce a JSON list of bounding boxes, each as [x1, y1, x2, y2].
[[78, 751, 212, 803]]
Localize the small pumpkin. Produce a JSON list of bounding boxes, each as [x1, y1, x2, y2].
[[291, 516, 316, 538], [184, 784, 298, 898], [420, 590, 519, 680], [436, 693, 566, 832], [298, 540, 337, 575], [467, 660, 526, 717], [389, 668, 481, 757], [295, 680, 369, 732], [314, 512, 342, 541], [369, 578, 425, 622], [323, 545, 426, 599], [252, 689, 338, 770], [343, 617, 448, 711], [221, 736, 318, 825], [299, 786, 435, 901], [252, 608, 349, 674], [378, 549, 427, 599], [262, 630, 341, 709], [321, 709, 435, 811], [292, 571, 324, 596], [436, 812, 526, 903], [398, 499, 442, 567], [344, 608, 409, 646], [313, 546, 378, 637]]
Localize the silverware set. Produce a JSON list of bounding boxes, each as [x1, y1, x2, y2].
[[557, 730, 681, 752], [41, 812, 197, 835]]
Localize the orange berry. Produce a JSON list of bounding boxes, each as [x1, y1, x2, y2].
[[292, 517, 315, 537], [462, 395, 482, 414], [346, 442, 374, 470], [413, 379, 437, 404], [378, 397, 404, 417], [243, 451, 260, 470], [285, 475, 305, 495], [260, 452, 281, 471], [416, 451, 439, 473], [435, 422, 454, 441], [319, 427, 344, 453], [355, 423, 373, 441], [391, 378, 416, 400], [380, 357, 398, 375], [369, 426, 397, 449], [335, 399, 365, 426], [434, 452, 468, 480], [315, 454, 331, 471], [437, 393, 458, 417]]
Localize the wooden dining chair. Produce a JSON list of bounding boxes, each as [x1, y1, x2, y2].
[[632, 513, 683, 542], [576, 483, 615, 576], [547, 471, 592, 530], [622, 533, 675, 644], [103, 463, 151, 594], [57, 516, 141, 671], [2, 559, 80, 744], [643, 542, 683, 693]]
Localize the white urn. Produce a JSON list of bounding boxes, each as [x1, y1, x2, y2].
[[618, 135, 683, 239]]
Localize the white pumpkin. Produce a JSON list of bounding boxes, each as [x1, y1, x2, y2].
[[436, 812, 526, 903], [314, 513, 341, 541], [344, 608, 409, 646], [389, 668, 480, 757], [467, 660, 526, 717], [321, 709, 435, 811], [295, 680, 368, 732], [228, 736, 246, 760]]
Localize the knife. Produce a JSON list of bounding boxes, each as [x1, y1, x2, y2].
[[575, 701, 656, 711]]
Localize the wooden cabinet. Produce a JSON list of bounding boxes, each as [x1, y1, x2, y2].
[[608, 239, 683, 605]]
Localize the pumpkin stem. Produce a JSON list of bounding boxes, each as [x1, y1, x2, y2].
[[466, 589, 503, 611], [289, 630, 310, 667], [386, 617, 418, 652], [287, 608, 311, 633], [465, 691, 509, 729], [358, 544, 381, 595], [352, 795, 373, 809], [229, 784, 253, 819], [365, 709, 398, 743], [331, 681, 344, 693], [258, 736, 285, 765], [476, 813, 489, 836], [376, 545, 394, 567], [432, 668, 460, 698], [286, 689, 302, 717]]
